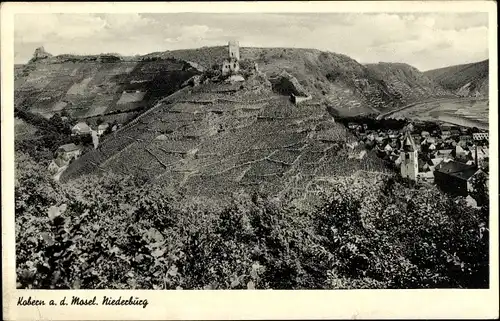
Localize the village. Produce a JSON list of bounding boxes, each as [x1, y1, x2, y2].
[[343, 118, 489, 201]]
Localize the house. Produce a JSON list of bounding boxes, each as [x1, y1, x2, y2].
[[383, 144, 393, 153], [428, 157, 444, 171], [411, 133, 421, 141], [97, 123, 109, 136], [57, 143, 82, 161], [455, 145, 469, 158], [417, 171, 435, 183], [72, 122, 92, 135], [48, 157, 68, 175], [473, 132, 489, 141], [428, 143, 436, 151], [426, 137, 437, 144], [476, 146, 489, 160], [434, 161, 482, 196], [430, 157, 444, 167], [436, 149, 453, 158], [348, 122, 358, 130], [441, 130, 451, 140], [460, 135, 473, 143]]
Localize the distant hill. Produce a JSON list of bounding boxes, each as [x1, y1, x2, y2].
[[145, 47, 450, 115], [14, 50, 201, 125], [365, 62, 453, 103], [15, 46, 455, 121], [424, 60, 488, 98]]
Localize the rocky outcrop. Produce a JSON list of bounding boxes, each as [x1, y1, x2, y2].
[[30, 46, 52, 62], [269, 71, 309, 97], [456, 82, 484, 98], [186, 61, 205, 73]]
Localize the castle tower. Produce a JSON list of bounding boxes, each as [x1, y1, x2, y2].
[[228, 40, 240, 61], [222, 40, 241, 76], [400, 130, 418, 181]]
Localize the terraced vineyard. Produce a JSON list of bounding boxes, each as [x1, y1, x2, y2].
[[62, 77, 389, 199], [14, 58, 200, 122]]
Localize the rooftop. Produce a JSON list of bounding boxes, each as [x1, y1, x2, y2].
[[435, 160, 478, 181], [58, 143, 81, 152], [73, 122, 91, 131], [402, 130, 417, 152]]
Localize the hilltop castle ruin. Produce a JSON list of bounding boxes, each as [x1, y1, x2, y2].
[[222, 40, 241, 76], [31, 46, 53, 62]]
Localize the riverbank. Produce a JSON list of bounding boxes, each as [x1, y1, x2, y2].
[[383, 97, 489, 130]]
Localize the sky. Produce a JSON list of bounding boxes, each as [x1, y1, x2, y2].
[[14, 12, 489, 71]]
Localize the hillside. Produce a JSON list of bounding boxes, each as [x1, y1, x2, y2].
[[140, 47, 451, 115], [15, 46, 455, 121], [61, 74, 389, 198], [424, 60, 488, 98], [365, 62, 452, 103], [14, 49, 201, 125], [14, 64, 25, 80]]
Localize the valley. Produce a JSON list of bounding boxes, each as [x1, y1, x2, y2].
[[15, 44, 490, 197], [13, 38, 490, 291]]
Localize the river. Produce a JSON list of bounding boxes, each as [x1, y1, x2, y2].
[[384, 98, 489, 130]]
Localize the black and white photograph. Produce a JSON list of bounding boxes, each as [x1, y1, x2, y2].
[[2, 1, 498, 319]]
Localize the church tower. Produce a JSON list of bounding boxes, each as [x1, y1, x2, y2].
[[400, 130, 418, 181]]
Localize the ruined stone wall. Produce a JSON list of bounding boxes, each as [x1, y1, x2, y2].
[[292, 94, 313, 105]]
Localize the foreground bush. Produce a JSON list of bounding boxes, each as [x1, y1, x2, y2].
[[15, 152, 489, 289]]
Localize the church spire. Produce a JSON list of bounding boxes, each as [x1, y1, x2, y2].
[[402, 128, 416, 152]]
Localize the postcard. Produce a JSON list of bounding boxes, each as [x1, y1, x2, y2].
[[1, 1, 498, 320]]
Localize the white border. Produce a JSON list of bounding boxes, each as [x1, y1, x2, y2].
[[2, 2, 498, 320]]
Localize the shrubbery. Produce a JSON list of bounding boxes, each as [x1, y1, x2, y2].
[[15, 152, 489, 289]]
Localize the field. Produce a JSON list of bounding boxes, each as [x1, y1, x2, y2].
[[386, 98, 489, 129]]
